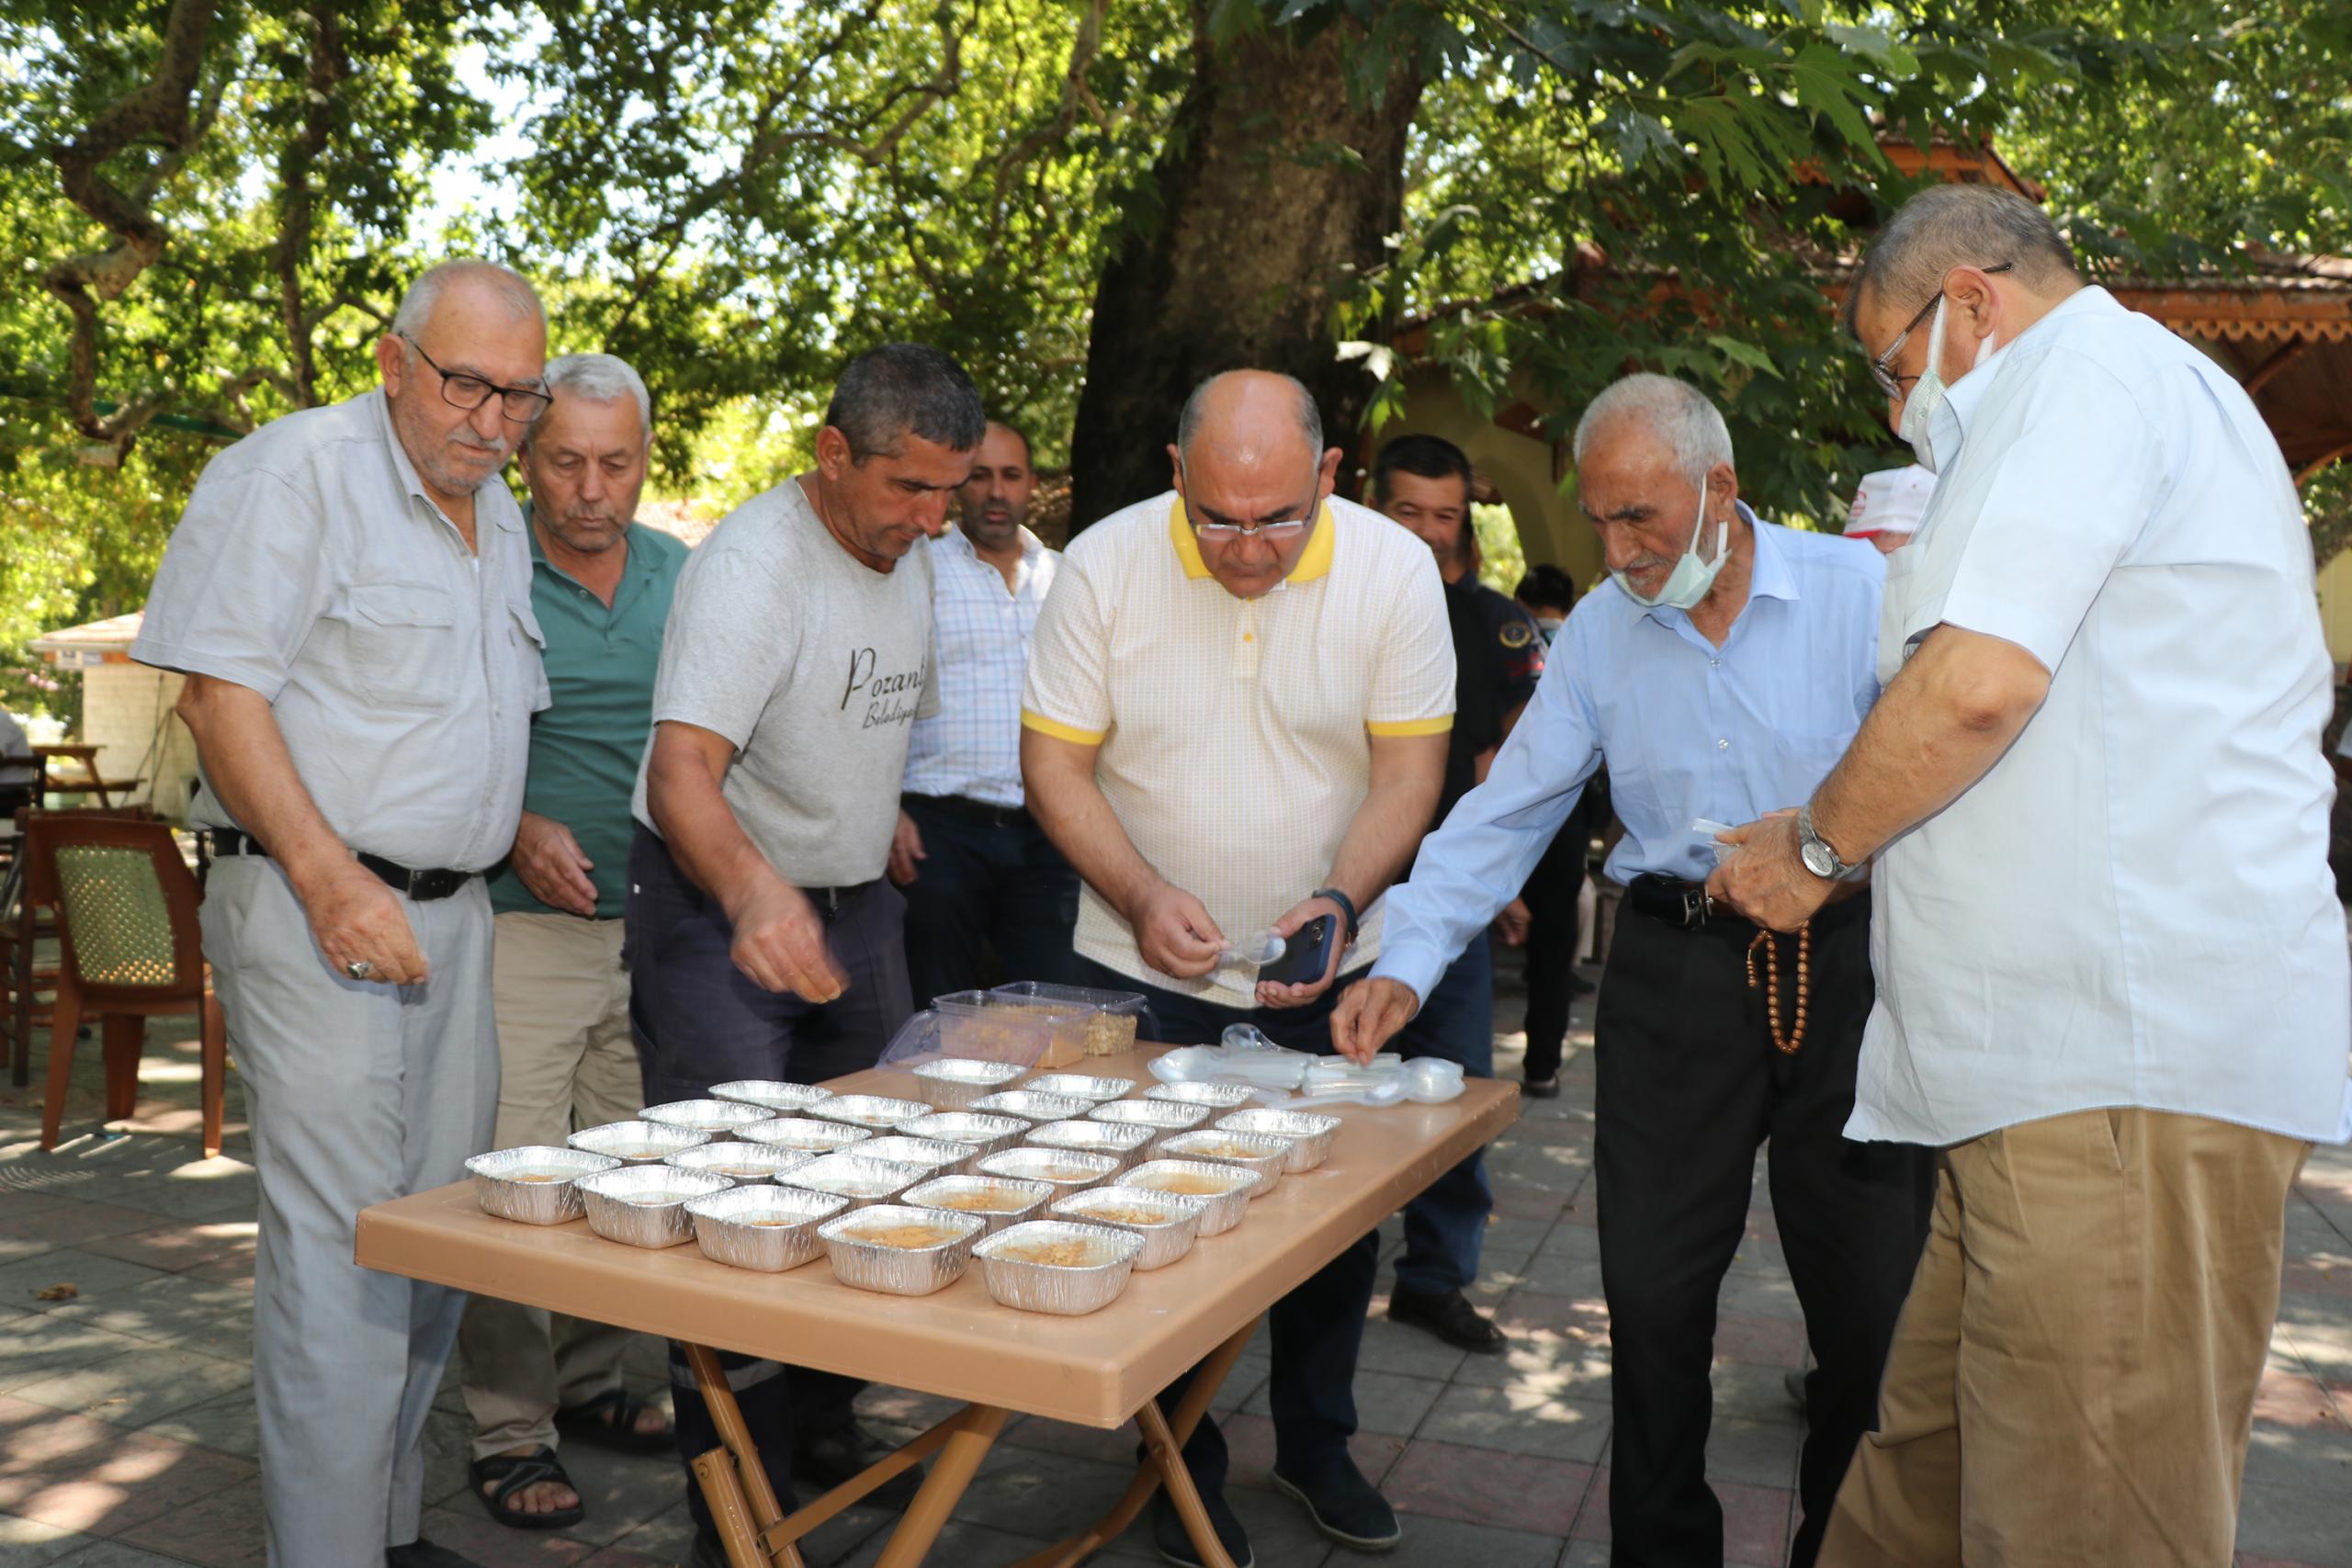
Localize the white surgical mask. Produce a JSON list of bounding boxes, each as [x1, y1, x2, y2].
[[1611, 479, 1728, 612], [1535, 615, 1565, 644], [1898, 298, 2000, 475]]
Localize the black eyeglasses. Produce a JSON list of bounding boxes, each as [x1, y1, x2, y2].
[[1867, 262, 2014, 399], [401, 334, 553, 423]]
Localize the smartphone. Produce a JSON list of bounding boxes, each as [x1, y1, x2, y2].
[[1258, 915, 1336, 986]]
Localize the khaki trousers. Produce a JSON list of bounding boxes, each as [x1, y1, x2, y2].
[[1819, 1106, 2311, 1568], [458, 911, 648, 1460]]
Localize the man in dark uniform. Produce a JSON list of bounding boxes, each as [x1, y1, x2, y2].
[[1367, 433, 1542, 1352]]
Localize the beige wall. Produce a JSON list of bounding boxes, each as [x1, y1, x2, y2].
[[79, 662, 199, 820], [2319, 550, 2352, 672]]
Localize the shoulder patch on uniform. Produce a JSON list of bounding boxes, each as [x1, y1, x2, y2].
[[1498, 619, 1535, 649]]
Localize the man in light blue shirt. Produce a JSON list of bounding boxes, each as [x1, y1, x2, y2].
[[1334, 375, 1934, 1568]]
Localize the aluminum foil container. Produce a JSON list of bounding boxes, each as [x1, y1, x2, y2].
[[686, 1184, 848, 1272], [808, 1094, 934, 1131], [901, 1174, 1057, 1235], [569, 1120, 712, 1166], [1160, 1130, 1292, 1197], [577, 1165, 734, 1248], [779, 1152, 932, 1209], [738, 1117, 873, 1156], [1216, 1109, 1341, 1173], [819, 1203, 983, 1296], [854, 1134, 981, 1178], [1144, 1081, 1258, 1112], [466, 1145, 619, 1225], [640, 1098, 771, 1135], [975, 1146, 1120, 1195], [911, 1058, 1028, 1110], [663, 1141, 815, 1184], [969, 1089, 1093, 1125], [1125, 1158, 1258, 1235], [1086, 1098, 1211, 1155], [707, 1079, 834, 1116], [1023, 1073, 1135, 1104], [1024, 1119, 1152, 1173], [974, 1221, 1144, 1315], [1049, 1184, 1206, 1269], [895, 1111, 1027, 1158]]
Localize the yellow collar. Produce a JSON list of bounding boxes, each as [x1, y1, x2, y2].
[[1168, 496, 1337, 585]]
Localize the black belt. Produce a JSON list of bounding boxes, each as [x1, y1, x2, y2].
[[902, 791, 1033, 830], [1626, 874, 1868, 934], [206, 828, 476, 902], [804, 879, 879, 922]]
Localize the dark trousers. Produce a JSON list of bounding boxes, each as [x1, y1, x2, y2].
[[898, 794, 1080, 1006], [1392, 931, 1496, 1297], [626, 825, 916, 1525], [1594, 894, 1933, 1568], [1521, 814, 1589, 1083], [1072, 954, 1378, 1495]]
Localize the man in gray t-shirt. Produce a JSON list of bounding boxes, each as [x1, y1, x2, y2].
[[625, 344, 980, 1551]]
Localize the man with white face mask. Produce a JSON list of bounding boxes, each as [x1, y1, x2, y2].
[[1334, 373, 1935, 1568], [1709, 185, 2351, 1566]]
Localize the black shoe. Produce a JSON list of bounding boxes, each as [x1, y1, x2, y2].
[[1271, 1454, 1401, 1551], [794, 1421, 922, 1510], [1149, 1487, 1254, 1568], [1569, 974, 1596, 998], [387, 1541, 485, 1568], [1388, 1285, 1509, 1354], [1521, 1074, 1562, 1100]]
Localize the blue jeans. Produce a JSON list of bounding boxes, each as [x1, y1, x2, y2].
[[1072, 954, 1379, 1494], [1393, 931, 1496, 1296], [898, 794, 1080, 1005]]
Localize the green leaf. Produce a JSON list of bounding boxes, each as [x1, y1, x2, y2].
[[1708, 334, 1784, 378]]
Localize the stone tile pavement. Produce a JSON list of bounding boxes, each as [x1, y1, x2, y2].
[[3, 965, 2348, 1567]]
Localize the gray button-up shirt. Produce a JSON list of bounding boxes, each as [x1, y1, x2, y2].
[[133, 389, 548, 872]]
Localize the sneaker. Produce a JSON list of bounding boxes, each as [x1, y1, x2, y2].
[[1270, 1454, 1401, 1551], [795, 1421, 922, 1510], [1521, 1074, 1562, 1100], [1388, 1284, 1509, 1354], [1149, 1486, 1254, 1567]]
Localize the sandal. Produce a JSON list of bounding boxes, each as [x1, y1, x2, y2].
[[470, 1444, 584, 1531], [555, 1386, 672, 1454]]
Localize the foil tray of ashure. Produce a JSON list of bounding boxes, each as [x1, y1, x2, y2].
[[569, 1120, 711, 1166], [853, 1134, 981, 1179], [901, 1174, 1057, 1236], [663, 1141, 815, 1185], [1124, 1158, 1257, 1235], [1049, 1184, 1206, 1270], [686, 1184, 849, 1272], [1085, 1098, 1210, 1156], [975, 1220, 1145, 1315], [1143, 1081, 1257, 1112], [466, 1145, 620, 1224], [969, 1089, 1093, 1125], [1023, 1073, 1135, 1104], [1024, 1118, 1152, 1173], [779, 1152, 932, 1210], [1214, 1109, 1341, 1173], [577, 1165, 734, 1248], [975, 1145, 1120, 1195], [1160, 1130, 1294, 1197], [910, 1058, 1028, 1110], [895, 1111, 1027, 1158], [808, 1094, 935, 1131], [738, 1117, 873, 1156], [819, 1203, 985, 1296], [640, 1098, 773, 1135], [707, 1079, 834, 1116]]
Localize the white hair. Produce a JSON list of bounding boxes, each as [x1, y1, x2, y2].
[[1571, 373, 1735, 489], [390, 258, 546, 339], [539, 352, 652, 433]]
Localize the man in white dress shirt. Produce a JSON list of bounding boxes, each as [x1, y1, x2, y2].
[[1711, 184, 2352, 1567]]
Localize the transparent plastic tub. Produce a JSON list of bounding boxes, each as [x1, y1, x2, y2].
[[932, 990, 1095, 1068], [986, 982, 1149, 1058]]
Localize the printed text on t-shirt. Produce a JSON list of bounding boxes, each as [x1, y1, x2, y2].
[[843, 647, 926, 730]]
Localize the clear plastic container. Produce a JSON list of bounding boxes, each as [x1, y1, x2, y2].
[[986, 982, 1150, 1057], [930, 990, 1096, 1067]]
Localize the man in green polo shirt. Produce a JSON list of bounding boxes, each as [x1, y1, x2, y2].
[[456, 352, 688, 1532]]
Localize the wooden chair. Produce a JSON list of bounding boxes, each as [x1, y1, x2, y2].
[[3, 805, 155, 1088], [29, 815, 225, 1157]]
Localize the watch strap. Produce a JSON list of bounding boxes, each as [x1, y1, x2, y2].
[[1798, 803, 1854, 880], [1313, 886, 1361, 944]]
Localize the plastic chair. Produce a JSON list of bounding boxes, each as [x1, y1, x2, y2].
[[30, 816, 225, 1157]]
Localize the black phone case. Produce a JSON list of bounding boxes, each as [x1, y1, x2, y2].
[[1260, 915, 1337, 985]]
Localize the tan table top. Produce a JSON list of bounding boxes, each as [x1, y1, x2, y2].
[[356, 1045, 1517, 1427]]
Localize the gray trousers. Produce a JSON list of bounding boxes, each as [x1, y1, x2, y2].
[[202, 857, 499, 1567]]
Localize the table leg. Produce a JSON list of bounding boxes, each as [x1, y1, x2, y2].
[[872, 1403, 1008, 1568], [1010, 1314, 1262, 1568], [682, 1342, 805, 1568]]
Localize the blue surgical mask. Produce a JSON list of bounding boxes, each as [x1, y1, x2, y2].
[[1611, 480, 1728, 611]]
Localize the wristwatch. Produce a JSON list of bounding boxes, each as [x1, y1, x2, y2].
[[1797, 803, 1858, 882], [1313, 886, 1362, 945]]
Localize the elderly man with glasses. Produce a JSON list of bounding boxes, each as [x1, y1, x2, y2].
[[132, 259, 550, 1568], [1023, 369, 1454, 1566]]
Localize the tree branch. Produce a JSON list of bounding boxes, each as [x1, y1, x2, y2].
[[276, 2, 353, 407]]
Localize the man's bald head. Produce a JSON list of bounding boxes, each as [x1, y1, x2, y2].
[[1175, 371, 1324, 471]]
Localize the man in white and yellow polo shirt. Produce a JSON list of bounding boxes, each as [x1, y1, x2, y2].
[[1023, 370, 1453, 1567]]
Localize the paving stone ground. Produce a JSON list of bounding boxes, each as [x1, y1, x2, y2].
[[3, 961, 2347, 1568]]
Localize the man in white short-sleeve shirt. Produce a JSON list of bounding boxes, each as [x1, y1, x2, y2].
[[1711, 185, 2351, 1566], [1022, 370, 1453, 1566]]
